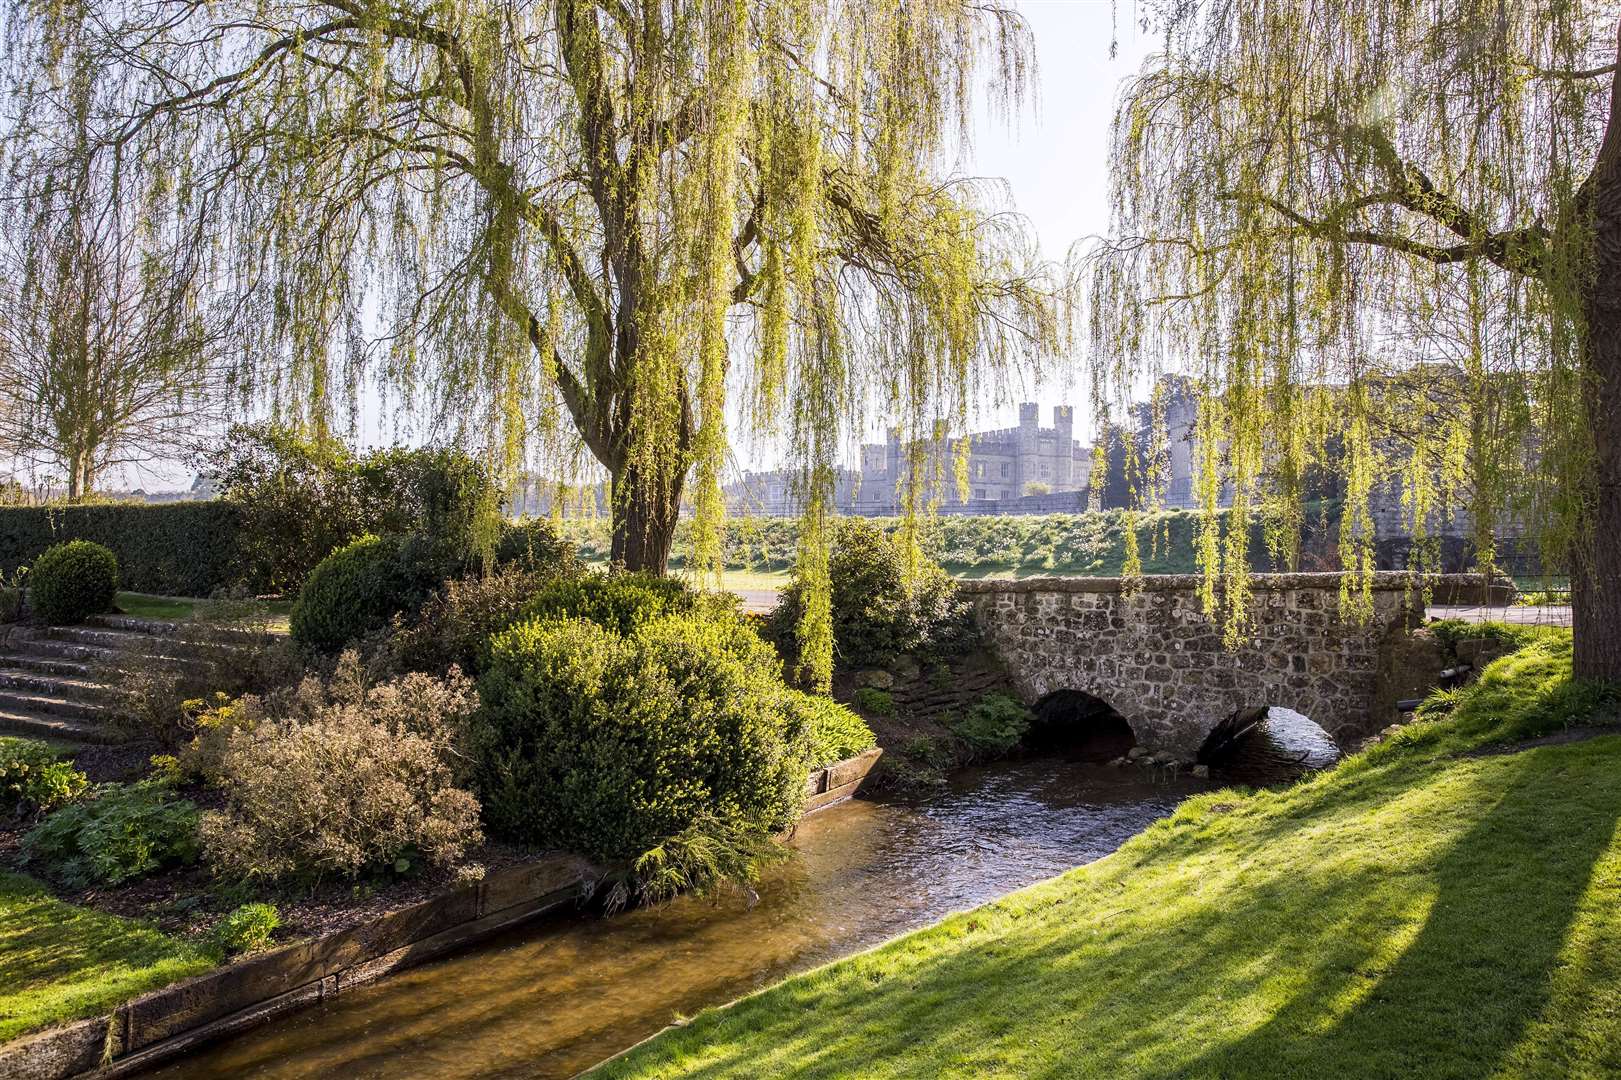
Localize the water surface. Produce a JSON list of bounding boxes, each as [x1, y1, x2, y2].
[[149, 758, 1207, 1080]]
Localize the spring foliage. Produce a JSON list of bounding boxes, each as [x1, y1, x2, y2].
[[1088, 2, 1618, 642], [4, 0, 1062, 690]]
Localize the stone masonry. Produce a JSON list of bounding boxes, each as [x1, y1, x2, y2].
[[960, 573, 1429, 757]]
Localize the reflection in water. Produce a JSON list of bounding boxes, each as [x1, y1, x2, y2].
[[1204, 706, 1342, 784], [146, 759, 1206, 1080]]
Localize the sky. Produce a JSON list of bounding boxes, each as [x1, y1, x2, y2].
[[949, 0, 1155, 439], [84, 1, 1159, 492]]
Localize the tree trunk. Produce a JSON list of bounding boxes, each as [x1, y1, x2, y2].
[[609, 457, 683, 574], [1572, 26, 1621, 683]]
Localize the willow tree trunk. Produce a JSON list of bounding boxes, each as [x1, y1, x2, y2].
[[609, 459, 683, 574], [1572, 30, 1621, 684]]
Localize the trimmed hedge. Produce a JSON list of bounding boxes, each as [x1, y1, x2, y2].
[[0, 501, 242, 597]]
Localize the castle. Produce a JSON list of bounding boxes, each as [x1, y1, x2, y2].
[[846, 403, 1092, 513]]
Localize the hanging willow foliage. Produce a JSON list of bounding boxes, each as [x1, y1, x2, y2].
[[1089, 1, 1621, 671], [3, 0, 1061, 691]]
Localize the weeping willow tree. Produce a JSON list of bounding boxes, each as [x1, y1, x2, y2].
[[1091, 2, 1621, 681], [3, 0, 1059, 686]]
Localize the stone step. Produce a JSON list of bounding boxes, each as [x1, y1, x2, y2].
[[7, 637, 223, 676], [0, 706, 118, 744], [86, 614, 271, 647], [0, 653, 95, 679], [0, 667, 121, 704], [39, 626, 242, 664], [0, 687, 112, 724]]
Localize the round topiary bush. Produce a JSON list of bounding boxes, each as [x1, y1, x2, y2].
[[28, 540, 119, 624], [291, 534, 427, 652], [473, 610, 810, 862]]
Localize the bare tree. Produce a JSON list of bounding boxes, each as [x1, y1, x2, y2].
[[0, 191, 231, 499]]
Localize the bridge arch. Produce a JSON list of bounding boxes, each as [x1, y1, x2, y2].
[[961, 572, 1430, 757], [1029, 689, 1138, 761]]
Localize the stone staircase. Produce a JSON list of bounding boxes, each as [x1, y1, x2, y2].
[[0, 616, 254, 745]]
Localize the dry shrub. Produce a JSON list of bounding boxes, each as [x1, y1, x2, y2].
[[200, 652, 483, 881]]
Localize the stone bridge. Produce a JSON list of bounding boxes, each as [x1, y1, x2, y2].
[[960, 573, 1432, 757]]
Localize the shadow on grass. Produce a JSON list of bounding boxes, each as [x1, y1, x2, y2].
[[593, 739, 1621, 1080], [1182, 738, 1621, 1079]]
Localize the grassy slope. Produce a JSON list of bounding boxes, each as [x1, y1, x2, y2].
[[0, 872, 214, 1042], [595, 634, 1621, 1080]]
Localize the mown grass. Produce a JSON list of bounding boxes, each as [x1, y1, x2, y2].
[[113, 591, 196, 620], [0, 872, 214, 1042], [594, 631, 1621, 1080], [113, 591, 294, 630]]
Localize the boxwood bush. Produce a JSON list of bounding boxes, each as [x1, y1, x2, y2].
[[290, 534, 429, 652], [28, 540, 118, 624], [474, 611, 810, 863], [494, 517, 577, 574], [517, 570, 697, 635]]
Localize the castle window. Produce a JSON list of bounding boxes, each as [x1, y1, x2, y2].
[[974, 488, 986, 500]]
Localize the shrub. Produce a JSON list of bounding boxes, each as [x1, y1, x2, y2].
[[291, 534, 430, 652], [781, 692, 876, 769], [172, 694, 259, 783], [474, 612, 808, 863], [946, 691, 1033, 760], [518, 570, 697, 635], [200, 657, 482, 881], [212, 903, 280, 956], [390, 565, 554, 677], [28, 540, 118, 624], [851, 687, 895, 716], [0, 739, 88, 813], [24, 780, 200, 887], [198, 424, 499, 594], [769, 518, 974, 674], [495, 518, 578, 574]]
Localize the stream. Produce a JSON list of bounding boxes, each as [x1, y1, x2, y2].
[[148, 758, 1214, 1080]]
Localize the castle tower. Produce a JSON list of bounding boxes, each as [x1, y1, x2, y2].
[[1053, 405, 1075, 489], [1016, 402, 1040, 493]]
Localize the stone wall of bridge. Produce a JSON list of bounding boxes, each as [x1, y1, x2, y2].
[[959, 573, 1432, 757]]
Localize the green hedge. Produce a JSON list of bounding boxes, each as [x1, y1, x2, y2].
[[0, 502, 242, 597]]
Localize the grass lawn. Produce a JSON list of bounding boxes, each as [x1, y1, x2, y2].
[[0, 872, 214, 1042], [113, 592, 293, 630], [594, 633, 1621, 1080], [114, 592, 197, 620]]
